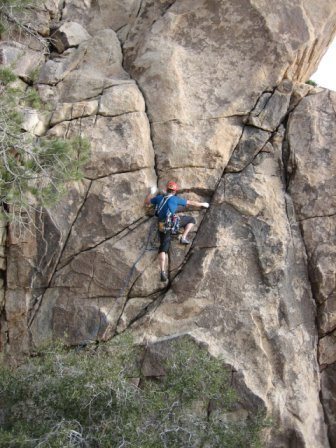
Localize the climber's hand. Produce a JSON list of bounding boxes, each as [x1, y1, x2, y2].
[[201, 202, 210, 208], [150, 186, 157, 195]]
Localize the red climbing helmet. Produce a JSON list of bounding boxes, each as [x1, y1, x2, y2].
[[166, 181, 178, 192]]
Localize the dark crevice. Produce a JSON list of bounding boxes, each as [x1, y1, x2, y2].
[[150, 113, 247, 125], [225, 83, 306, 175], [55, 180, 93, 265], [135, 0, 145, 21], [0, 222, 9, 350], [27, 181, 92, 329], [59, 0, 66, 22], [121, 288, 171, 333], [160, 165, 218, 172], [49, 102, 142, 129], [56, 215, 150, 274], [100, 218, 158, 339], [298, 212, 336, 222], [97, 109, 143, 119], [84, 166, 153, 181]]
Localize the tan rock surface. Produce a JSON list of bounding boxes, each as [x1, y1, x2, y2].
[[51, 22, 91, 53], [99, 83, 145, 116], [287, 92, 336, 340], [124, 0, 336, 122], [38, 48, 84, 85], [319, 332, 336, 366], [117, 298, 153, 333], [285, 87, 336, 447], [287, 90, 336, 220], [132, 146, 328, 447], [30, 219, 158, 345], [62, 0, 141, 37], [56, 29, 128, 102], [153, 117, 242, 191], [2, 1, 336, 445], [50, 100, 99, 125], [61, 168, 157, 262], [0, 41, 44, 81]]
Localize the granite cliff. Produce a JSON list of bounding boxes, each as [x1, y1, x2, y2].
[[0, 0, 336, 446]]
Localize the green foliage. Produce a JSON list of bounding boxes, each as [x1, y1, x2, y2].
[[27, 66, 40, 85], [0, 0, 35, 35], [23, 87, 42, 109], [305, 79, 318, 87], [0, 335, 268, 447], [0, 67, 90, 226], [0, 67, 17, 85]]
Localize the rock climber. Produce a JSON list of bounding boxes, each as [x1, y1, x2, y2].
[[145, 181, 210, 282]]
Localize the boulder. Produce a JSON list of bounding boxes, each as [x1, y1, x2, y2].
[[36, 84, 59, 107], [0, 42, 43, 81], [286, 91, 336, 345], [99, 83, 145, 116], [3, 1, 336, 445], [56, 29, 129, 101], [319, 332, 336, 367], [38, 48, 84, 85], [50, 99, 99, 125], [51, 22, 91, 53], [30, 289, 116, 346], [6, 180, 90, 292], [62, 0, 141, 37], [21, 108, 51, 136], [226, 127, 271, 173], [152, 117, 242, 192], [247, 80, 293, 131], [28, 220, 158, 345]]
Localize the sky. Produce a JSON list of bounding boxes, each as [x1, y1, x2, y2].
[[310, 37, 336, 91]]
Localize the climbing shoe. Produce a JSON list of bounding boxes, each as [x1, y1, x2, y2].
[[160, 271, 168, 282], [180, 236, 191, 245]]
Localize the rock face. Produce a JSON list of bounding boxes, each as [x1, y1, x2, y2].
[[285, 89, 336, 445], [1, 1, 336, 447]]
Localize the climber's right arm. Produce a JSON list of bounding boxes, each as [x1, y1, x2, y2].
[[186, 200, 210, 208]]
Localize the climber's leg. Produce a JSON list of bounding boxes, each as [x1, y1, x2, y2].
[[179, 216, 196, 244], [158, 231, 171, 281]]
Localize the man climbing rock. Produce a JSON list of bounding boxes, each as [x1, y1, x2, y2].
[[145, 181, 210, 282]]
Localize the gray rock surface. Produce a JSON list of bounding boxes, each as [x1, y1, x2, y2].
[[322, 363, 336, 447], [51, 22, 91, 53]]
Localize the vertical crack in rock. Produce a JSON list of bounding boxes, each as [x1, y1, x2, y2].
[[59, 0, 66, 22], [282, 87, 336, 443], [27, 180, 92, 330]]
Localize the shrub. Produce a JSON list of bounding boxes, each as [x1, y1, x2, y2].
[[305, 79, 318, 87], [0, 67, 89, 228], [0, 336, 268, 447], [0, 0, 37, 35]]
